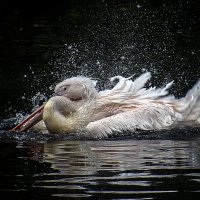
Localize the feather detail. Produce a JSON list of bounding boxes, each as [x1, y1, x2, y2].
[[85, 103, 177, 138], [97, 72, 174, 105]]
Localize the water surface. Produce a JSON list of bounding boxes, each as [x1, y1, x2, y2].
[[0, 128, 200, 199]]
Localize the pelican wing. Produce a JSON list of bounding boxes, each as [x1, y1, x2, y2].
[[97, 72, 175, 106], [85, 103, 177, 138]]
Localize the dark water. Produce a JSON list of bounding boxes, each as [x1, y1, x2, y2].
[[1, 129, 200, 199], [0, 127, 200, 199], [1, 0, 200, 199]]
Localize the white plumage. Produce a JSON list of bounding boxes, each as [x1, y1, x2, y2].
[[23, 72, 200, 138], [84, 72, 177, 137]]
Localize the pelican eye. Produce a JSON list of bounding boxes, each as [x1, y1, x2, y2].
[[61, 85, 69, 92], [54, 85, 69, 96]]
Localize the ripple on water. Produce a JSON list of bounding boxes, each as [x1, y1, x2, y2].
[[25, 139, 200, 199]]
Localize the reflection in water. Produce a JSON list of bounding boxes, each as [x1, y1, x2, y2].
[[1, 138, 200, 199], [43, 140, 200, 173], [22, 139, 200, 199]]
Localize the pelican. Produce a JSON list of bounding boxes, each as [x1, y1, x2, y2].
[[11, 72, 200, 138]]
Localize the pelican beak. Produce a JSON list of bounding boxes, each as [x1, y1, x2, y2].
[[10, 104, 45, 132]]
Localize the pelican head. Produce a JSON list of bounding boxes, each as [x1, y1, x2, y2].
[[43, 76, 98, 133], [54, 76, 98, 101], [18, 76, 98, 134]]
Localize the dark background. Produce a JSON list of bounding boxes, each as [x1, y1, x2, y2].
[[0, 0, 200, 117]]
